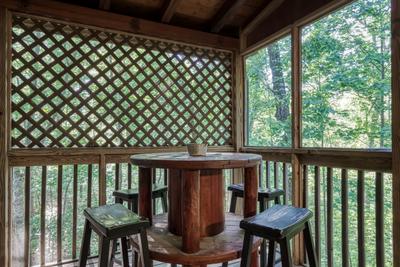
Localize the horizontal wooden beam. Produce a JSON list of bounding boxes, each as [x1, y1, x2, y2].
[[0, 0, 239, 51], [241, 0, 285, 36], [8, 146, 235, 166], [211, 0, 246, 33], [161, 0, 181, 23], [241, 147, 392, 172]]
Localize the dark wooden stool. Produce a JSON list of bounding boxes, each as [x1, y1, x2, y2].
[[79, 203, 151, 267], [228, 184, 285, 213], [239, 205, 318, 267], [227, 184, 285, 267], [113, 185, 168, 214]]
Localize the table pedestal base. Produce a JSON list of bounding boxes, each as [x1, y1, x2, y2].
[[130, 213, 261, 266]]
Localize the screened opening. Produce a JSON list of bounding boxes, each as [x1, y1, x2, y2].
[[301, 0, 391, 148], [245, 35, 292, 147]]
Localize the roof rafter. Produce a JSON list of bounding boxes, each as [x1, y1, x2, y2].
[[241, 0, 285, 36], [99, 0, 111, 10], [210, 0, 247, 33], [161, 0, 182, 23]]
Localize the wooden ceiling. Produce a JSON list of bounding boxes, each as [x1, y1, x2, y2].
[[51, 0, 277, 37]]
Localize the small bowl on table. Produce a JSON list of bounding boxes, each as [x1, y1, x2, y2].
[[187, 143, 208, 156]]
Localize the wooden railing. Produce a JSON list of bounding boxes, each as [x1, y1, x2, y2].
[[245, 148, 393, 267], [9, 147, 394, 266]]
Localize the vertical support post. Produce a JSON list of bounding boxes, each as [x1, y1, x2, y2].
[[341, 169, 349, 267], [57, 166, 62, 263], [391, 1, 400, 266], [357, 171, 365, 267], [72, 165, 78, 259], [0, 7, 9, 267], [244, 165, 259, 267], [291, 24, 304, 264], [99, 154, 106, 205], [40, 166, 47, 266], [326, 167, 333, 267], [24, 167, 30, 267], [233, 34, 245, 188], [375, 172, 384, 267]]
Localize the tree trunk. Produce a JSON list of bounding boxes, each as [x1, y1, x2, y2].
[[267, 43, 289, 122]]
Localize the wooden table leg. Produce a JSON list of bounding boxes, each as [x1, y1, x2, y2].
[[139, 167, 152, 225], [244, 166, 259, 267], [181, 169, 201, 254]]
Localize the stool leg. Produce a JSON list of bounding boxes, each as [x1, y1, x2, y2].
[[138, 228, 152, 267], [240, 231, 254, 267], [304, 221, 318, 267], [222, 262, 229, 267], [152, 197, 157, 215], [99, 236, 111, 267], [229, 192, 237, 213], [258, 199, 266, 267], [120, 237, 129, 267], [132, 198, 138, 213], [267, 241, 276, 267], [79, 219, 92, 267], [279, 238, 292, 267], [274, 196, 280, 205], [161, 192, 168, 213]]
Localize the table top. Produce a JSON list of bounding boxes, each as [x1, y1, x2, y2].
[[130, 152, 261, 169]]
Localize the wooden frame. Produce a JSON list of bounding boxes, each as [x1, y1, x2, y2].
[[240, 0, 393, 264], [391, 0, 400, 266], [0, 7, 10, 267]]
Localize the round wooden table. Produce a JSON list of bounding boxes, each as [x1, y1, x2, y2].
[[130, 152, 261, 266]]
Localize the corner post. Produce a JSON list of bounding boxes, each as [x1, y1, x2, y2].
[[391, 0, 400, 266], [291, 25, 305, 264], [0, 7, 10, 267]]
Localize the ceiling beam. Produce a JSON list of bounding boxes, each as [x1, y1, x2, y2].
[[0, 0, 239, 51], [241, 0, 285, 36], [161, 0, 181, 23], [99, 0, 111, 10], [210, 0, 247, 33]]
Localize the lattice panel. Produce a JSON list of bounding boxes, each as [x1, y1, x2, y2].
[[10, 14, 233, 148]]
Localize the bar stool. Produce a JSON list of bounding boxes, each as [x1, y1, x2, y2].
[[113, 186, 168, 214], [227, 184, 285, 212], [239, 205, 318, 267], [79, 203, 151, 267]]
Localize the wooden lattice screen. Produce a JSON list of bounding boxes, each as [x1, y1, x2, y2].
[[10, 14, 233, 148]]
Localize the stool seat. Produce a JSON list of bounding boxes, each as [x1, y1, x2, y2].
[[113, 185, 168, 200], [239, 205, 317, 267], [240, 204, 312, 240], [228, 184, 284, 200], [84, 203, 149, 239], [79, 203, 151, 267]]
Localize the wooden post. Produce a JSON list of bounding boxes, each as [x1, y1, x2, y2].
[[291, 25, 304, 264], [0, 7, 9, 267], [391, 0, 400, 266], [244, 165, 259, 267]]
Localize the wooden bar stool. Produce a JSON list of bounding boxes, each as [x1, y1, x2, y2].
[[113, 186, 168, 214], [239, 205, 318, 267], [79, 203, 151, 267], [227, 184, 285, 267], [228, 184, 285, 213]]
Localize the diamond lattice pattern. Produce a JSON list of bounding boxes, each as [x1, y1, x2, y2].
[[10, 15, 233, 148]]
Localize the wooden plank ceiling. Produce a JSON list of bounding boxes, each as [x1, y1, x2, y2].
[[51, 0, 277, 37]]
